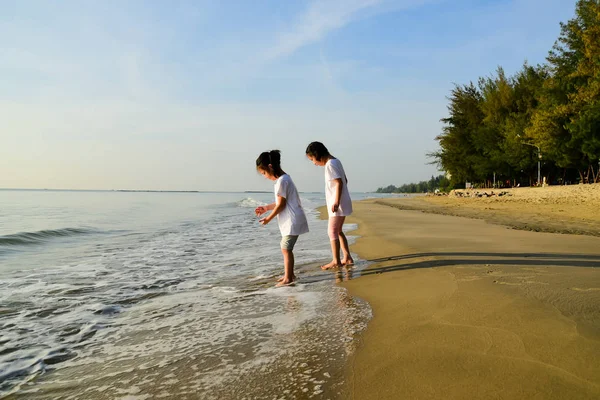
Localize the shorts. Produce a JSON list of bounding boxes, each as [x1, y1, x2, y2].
[[280, 235, 299, 250]]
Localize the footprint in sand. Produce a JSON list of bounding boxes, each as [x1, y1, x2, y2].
[[521, 267, 554, 274], [457, 276, 483, 282], [493, 280, 522, 286]]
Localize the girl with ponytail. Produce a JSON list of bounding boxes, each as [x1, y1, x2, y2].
[[255, 150, 309, 286]]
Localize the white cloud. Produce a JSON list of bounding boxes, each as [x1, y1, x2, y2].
[[263, 0, 433, 61], [264, 0, 381, 61]]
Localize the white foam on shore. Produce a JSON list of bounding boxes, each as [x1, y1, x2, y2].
[[2, 192, 372, 399], [15, 277, 371, 399]]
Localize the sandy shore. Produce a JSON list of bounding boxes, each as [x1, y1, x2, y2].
[[376, 183, 600, 236], [339, 192, 600, 399]]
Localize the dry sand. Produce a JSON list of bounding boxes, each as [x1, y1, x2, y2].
[[376, 183, 600, 236], [338, 189, 600, 399]]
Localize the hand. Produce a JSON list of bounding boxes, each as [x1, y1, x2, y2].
[[331, 202, 339, 213], [259, 217, 271, 225], [255, 206, 267, 217]]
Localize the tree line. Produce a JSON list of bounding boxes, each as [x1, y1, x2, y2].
[[376, 174, 451, 194], [429, 0, 600, 188]]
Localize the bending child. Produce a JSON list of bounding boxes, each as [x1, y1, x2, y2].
[[305, 142, 354, 270], [255, 150, 309, 286]]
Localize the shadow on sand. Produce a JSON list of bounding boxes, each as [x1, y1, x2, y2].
[[294, 252, 600, 285], [360, 252, 600, 277]]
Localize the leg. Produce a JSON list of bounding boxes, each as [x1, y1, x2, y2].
[[339, 231, 354, 266], [277, 249, 295, 286], [321, 217, 344, 270], [277, 236, 298, 286], [320, 239, 342, 270]]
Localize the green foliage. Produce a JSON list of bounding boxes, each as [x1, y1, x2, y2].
[[526, 0, 600, 177], [429, 83, 484, 183], [376, 175, 452, 193], [431, 65, 547, 186], [429, 0, 600, 185]]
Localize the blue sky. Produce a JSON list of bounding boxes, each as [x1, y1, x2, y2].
[[0, 0, 575, 191]]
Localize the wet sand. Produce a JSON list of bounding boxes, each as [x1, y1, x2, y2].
[[340, 196, 600, 399]]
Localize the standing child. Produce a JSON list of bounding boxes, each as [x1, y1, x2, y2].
[[254, 150, 309, 286], [305, 142, 354, 270]]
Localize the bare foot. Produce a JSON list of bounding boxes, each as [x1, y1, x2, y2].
[[276, 278, 295, 287], [277, 275, 295, 283], [320, 261, 342, 270], [342, 257, 354, 266]]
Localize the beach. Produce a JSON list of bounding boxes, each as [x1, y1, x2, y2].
[[376, 184, 600, 236], [2, 187, 598, 399], [340, 184, 600, 399]]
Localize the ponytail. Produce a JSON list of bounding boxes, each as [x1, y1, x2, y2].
[[256, 150, 284, 178]]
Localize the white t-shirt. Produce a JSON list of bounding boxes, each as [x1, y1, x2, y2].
[[274, 174, 309, 236], [325, 158, 352, 217]]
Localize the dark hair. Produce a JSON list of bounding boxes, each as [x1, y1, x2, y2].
[[305, 141, 331, 162], [256, 150, 284, 178]]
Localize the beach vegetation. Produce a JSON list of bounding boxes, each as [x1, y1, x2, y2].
[[430, 0, 600, 187], [375, 174, 452, 193]]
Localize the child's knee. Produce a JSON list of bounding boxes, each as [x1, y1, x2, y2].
[[328, 225, 340, 240], [328, 217, 343, 240]]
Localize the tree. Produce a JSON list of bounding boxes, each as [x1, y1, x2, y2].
[[429, 1, 598, 186], [502, 64, 550, 184], [432, 65, 549, 187], [431, 83, 485, 185], [375, 175, 450, 193], [527, 0, 600, 182]]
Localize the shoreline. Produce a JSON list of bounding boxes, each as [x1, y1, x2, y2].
[[329, 193, 600, 399]]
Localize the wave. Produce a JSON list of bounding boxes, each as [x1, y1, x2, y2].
[[0, 346, 77, 396], [0, 227, 100, 247], [236, 197, 266, 208]]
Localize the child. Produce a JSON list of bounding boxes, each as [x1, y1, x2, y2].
[[305, 142, 354, 270], [254, 150, 309, 286]]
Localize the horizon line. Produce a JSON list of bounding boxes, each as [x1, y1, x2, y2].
[[0, 188, 376, 194]]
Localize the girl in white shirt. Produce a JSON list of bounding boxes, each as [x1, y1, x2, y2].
[[255, 150, 309, 286], [305, 142, 354, 270]]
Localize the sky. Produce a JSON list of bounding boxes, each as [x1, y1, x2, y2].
[[0, 0, 576, 192]]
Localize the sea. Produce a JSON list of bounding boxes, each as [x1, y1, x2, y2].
[[0, 189, 390, 399]]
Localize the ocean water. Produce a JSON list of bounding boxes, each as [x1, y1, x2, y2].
[[0, 190, 383, 399]]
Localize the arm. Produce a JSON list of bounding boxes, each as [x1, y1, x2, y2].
[[260, 196, 286, 225], [255, 202, 276, 217], [331, 178, 343, 213]]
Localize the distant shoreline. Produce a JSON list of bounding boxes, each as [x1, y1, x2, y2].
[[0, 188, 368, 194], [0, 188, 227, 193], [0, 188, 203, 193]]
